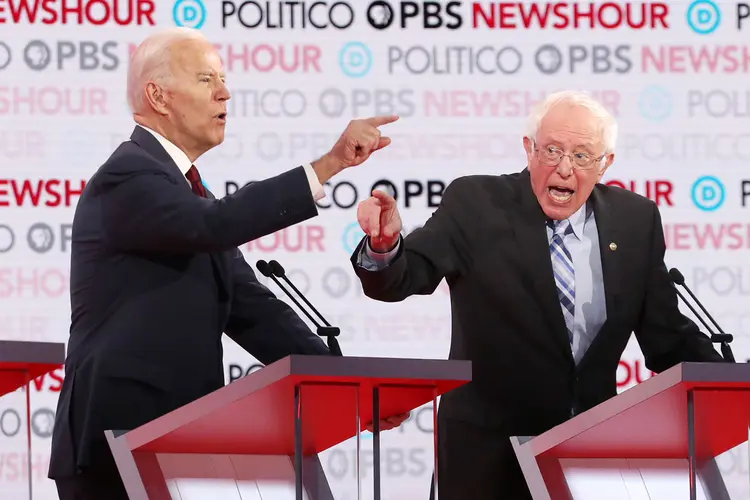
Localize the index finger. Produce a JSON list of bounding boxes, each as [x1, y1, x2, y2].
[[363, 115, 399, 127], [371, 189, 395, 206]]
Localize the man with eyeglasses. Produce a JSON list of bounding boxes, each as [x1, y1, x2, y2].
[[347, 91, 727, 499]]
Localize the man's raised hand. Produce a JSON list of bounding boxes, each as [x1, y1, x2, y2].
[[312, 115, 399, 183], [357, 189, 402, 253]]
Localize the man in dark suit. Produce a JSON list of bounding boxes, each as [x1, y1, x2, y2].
[[48, 27, 403, 499], [349, 91, 727, 499]]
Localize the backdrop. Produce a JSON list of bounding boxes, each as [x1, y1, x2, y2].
[[0, 0, 748, 498]]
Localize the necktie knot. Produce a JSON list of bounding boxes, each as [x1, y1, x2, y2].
[[547, 219, 572, 237], [186, 165, 207, 198]]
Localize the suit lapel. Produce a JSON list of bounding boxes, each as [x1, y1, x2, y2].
[[130, 126, 233, 299], [205, 189, 232, 300], [575, 186, 623, 370], [590, 186, 622, 326], [507, 170, 574, 362]]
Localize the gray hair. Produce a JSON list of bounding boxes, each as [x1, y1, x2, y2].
[[127, 27, 209, 114], [524, 90, 618, 154]]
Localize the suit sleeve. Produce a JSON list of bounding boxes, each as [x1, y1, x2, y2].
[[224, 249, 330, 365], [634, 203, 727, 372], [100, 164, 317, 253], [351, 178, 473, 302]]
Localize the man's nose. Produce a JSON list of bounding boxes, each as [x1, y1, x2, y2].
[[556, 156, 574, 177], [217, 81, 230, 101]]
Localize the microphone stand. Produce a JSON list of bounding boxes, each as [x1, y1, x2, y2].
[[670, 268, 735, 362], [257, 260, 343, 356]]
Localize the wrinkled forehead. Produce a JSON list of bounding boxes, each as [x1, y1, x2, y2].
[[536, 104, 603, 150]]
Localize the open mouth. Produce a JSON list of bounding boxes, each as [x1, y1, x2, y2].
[[216, 113, 227, 121], [548, 185, 575, 203]]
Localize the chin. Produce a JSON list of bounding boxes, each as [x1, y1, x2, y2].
[[208, 132, 225, 148], [541, 198, 581, 221]]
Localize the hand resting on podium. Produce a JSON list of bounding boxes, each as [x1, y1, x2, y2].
[[366, 412, 411, 432]]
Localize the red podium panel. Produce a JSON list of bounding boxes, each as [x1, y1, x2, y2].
[[106, 355, 472, 500], [0, 340, 65, 396], [511, 362, 750, 500], [0, 340, 66, 500]]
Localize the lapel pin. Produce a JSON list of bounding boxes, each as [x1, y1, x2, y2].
[[609, 242, 617, 251]]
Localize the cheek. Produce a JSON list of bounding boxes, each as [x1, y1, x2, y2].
[[575, 172, 597, 193], [530, 165, 551, 193]]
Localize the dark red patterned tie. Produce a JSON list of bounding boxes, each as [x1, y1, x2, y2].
[[185, 165, 207, 198]]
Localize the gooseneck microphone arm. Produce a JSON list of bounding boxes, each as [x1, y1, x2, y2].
[[668, 268, 735, 362], [269, 260, 331, 327], [256, 260, 322, 330], [256, 260, 343, 356]]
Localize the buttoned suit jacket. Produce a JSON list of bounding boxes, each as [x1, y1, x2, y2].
[[351, 169, 726, 499], [49, 126, 331, 479]]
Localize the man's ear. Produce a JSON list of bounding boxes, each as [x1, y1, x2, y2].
[[144, 82, 169, 115], [597, 153, 614, 180], [522, 136, 534, 163]]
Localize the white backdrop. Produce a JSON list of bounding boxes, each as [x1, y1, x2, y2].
[[1, 0, 749, 498]]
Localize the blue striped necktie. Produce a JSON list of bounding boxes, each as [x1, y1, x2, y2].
[[548, 219, 575, 346]]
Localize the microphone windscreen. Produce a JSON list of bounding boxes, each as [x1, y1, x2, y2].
[[269, 260, 285, 277], [668, 268, 685, 285], [256, 260, 272, 277]]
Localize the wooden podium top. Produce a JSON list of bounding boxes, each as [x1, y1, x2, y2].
[[0, 340, 66, 396], [120, 355, 472, 456], [517, 362, 750, 460]]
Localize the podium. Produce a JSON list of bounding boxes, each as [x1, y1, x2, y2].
[[0, 340, 66, 500], [105, 355, 472, 499], [511, 362, 750, 500]]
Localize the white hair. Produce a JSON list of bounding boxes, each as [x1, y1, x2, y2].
[[524, 90, 618, 154], [127, 27, 209, 114]]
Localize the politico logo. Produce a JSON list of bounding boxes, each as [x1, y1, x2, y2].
[[692, 266, 749, 297], [0, 179, 85, 207], [0, 0, 156, 25], [222, 0, 355, 29]]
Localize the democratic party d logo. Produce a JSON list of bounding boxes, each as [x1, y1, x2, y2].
[[174, 0, 206, 29]]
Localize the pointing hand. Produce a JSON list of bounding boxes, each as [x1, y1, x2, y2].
[[312, 115, 399, 183], [357, 189, 402, 252]]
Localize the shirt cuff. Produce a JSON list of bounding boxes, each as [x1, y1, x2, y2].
[[364, 238, 400, 263], [303, 163, 325, 202]]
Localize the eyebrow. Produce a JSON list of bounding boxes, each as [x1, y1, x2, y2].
[[198, 71, 226, 79], [542, 139, 597, 151]]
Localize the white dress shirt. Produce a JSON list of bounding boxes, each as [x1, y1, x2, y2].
[[137, 124, 326, 202]]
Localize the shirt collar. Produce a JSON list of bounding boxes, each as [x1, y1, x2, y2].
[[136, 124, 193, 182], [566, 200, 593, 240]]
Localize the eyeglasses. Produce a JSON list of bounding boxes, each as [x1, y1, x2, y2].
[[533, 144, 605, 170]]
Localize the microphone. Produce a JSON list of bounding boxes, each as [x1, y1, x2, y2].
[[668, 267, 735, 362], [256, 259, 343, 356]]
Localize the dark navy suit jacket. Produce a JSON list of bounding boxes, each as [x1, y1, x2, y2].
[[49, 126, 330, 478]]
